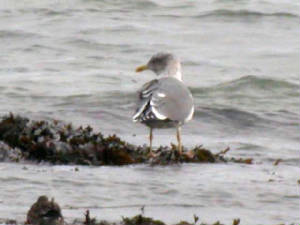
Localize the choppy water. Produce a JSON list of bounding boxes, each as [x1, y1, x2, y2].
[[0, 0, 299, 224]]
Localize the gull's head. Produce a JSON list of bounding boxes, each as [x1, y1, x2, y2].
[[136, 52, 182, 80]]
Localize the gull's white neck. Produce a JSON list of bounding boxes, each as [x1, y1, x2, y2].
[[168, 70, 182, 81], [165, 61, 182, 81]]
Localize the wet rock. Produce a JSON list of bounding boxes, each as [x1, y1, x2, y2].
[[26, 196, 64, 225]]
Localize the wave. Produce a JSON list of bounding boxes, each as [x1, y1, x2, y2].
[[191, 75, 299, 97], [218, 75, 298, 90], [193, 104, 300, 132], [85, 0, 158, 9], [0, 30, 42, 39], [66, 38, 131, 50], [17, 8, 76, 17], [194, 106, 267, 128], [156, 9, 299, 20], [190, 75, 299, 128], [195, 9, 299, 19]]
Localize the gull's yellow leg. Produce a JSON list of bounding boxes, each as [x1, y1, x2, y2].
[[176, 126, 182, 155], [148, 127, 155, 157], [149, 128, 153, 153]]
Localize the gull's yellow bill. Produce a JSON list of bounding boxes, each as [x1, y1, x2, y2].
[[135, 65, 148, 72]]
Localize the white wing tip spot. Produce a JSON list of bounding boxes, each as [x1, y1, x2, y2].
[[152, 107, 167, 120], [157, 92, 166, 98], [185, 105, 194, 122]]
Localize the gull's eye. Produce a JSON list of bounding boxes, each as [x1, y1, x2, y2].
[[150, 58, 159, 65]]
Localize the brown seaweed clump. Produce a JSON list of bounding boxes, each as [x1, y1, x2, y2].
[[0, 113, 252, 166], [122, 215, 165, 225], [0, 113, 141, 165], [26, 196, 63, 225], [0, 141, 23, 162]]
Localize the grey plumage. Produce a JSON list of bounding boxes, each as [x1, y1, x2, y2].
[[133, 77, 194, 128], [133, 52, 194, 155]]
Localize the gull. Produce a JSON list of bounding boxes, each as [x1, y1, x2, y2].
[[133, 53, 194, 156]]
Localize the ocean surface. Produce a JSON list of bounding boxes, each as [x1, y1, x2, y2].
[[0, 0, 299, 224]]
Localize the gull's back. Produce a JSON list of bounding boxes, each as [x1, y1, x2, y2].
[[133, 77, 194, 128]]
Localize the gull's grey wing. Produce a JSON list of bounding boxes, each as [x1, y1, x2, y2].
[[133, 77, 194, 125], [151, 77, 194, 123]]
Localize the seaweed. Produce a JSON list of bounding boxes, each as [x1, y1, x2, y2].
[[273, 159, 282, 166], [0, 113, 251, 166], [26, 196, 63, 225], [21, 197, 246, 225], [122, 215, 165, 225], [0, 211, 297, 225], [174, 222, 193, 225], [0, 219, 17, 225]]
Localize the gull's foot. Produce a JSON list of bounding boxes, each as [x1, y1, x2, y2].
[[147, 151, 158, 158], [182, 150, 195, 159]]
